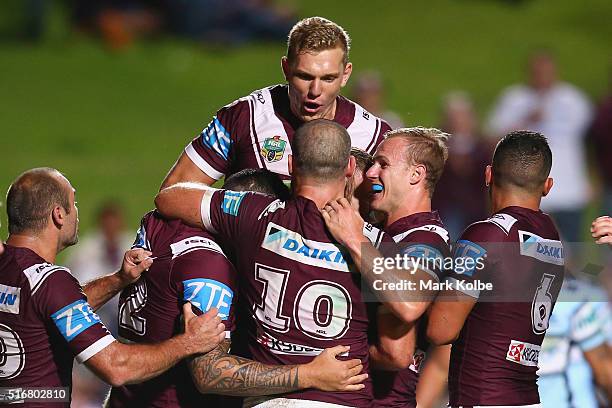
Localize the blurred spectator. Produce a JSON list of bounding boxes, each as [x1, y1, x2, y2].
[[587, 80, 612, 215], [351, 71, 405, 129], [65, 200, 133, 335], [487, 50, 593, 242], [71, 0, 164, 50], [166, 0, 296, 46], [65, 200, 134, 408], [432, 91, 489, 240]]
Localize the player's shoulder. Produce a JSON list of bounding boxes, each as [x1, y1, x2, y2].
[[460, 212, 519, 242], [220, 189, 281, 217], [21, 260, 74, 297], [341, 95, 391, 130]]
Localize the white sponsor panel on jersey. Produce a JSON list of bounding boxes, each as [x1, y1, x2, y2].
[[0, 284, 20, 314], [170, 235, 225, 259], [518, 230, 564, 265], [506, 339, 541, 367], [257, 331, 348, 357], [22, 263, 66, 295], [261, 223, 352, 272]]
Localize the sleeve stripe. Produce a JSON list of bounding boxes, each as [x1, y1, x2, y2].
[[31, 267, 65, 296], [185, 144, 225, 180], [200, 189, 218, 234], [445, 276, 480, 298], [75, 335, 115, 363], [224, 331, 231, 339]]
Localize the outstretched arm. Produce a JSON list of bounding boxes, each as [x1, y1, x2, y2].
[[161, 151, 217, 190], [155, 182, 214, 228], [189, 341, 367, 396], [83, 248, 153, 311], [86, 304, 225, 386]]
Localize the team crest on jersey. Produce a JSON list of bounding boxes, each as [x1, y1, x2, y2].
[[261, 136, 287, 163]]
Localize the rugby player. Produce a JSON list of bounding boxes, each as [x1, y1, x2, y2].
[[0, 168, 225, 407], [426, 131, 565, 407], [108, 169, 365, 407], [156, 120, 388, 407], [538, 277, 612, 407], [324, 128, 452, 407], [161, 16, 391, 188]]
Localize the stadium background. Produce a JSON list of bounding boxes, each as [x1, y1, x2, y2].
[[1, 0, 610, 249]]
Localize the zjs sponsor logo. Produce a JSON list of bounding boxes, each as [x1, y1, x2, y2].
[[506, 340, 540, 366]]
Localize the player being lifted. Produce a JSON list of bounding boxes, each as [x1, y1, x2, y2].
[[161, 16, 391, 188], [0, 168, 225, 407], [108, 169, 365, 408], [156, 120, 392, 407], [426, 131, 565, 407]]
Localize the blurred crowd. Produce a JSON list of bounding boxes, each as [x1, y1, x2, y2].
[[24, 0, 297, 49]]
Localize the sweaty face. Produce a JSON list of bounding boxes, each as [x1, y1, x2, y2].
[[366, 138, 411, 217], [284, 47, 351, 122]]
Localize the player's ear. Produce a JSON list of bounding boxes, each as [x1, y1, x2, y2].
[[485, 165, 492, 187], [281, 57, 291, 81], [51, 205, 65, 228], [410, 164, 426, 185], [288, 154, 293, 175], [542, 177, 553, 197], [345, 155, 356, 178], [341, 62, 353, 87]]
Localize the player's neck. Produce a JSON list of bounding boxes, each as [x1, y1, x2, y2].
[[385, 196, 431, 227], [7, 232, 59, 264], [491, 188, 541, 213], [293, 179, 345, 209]]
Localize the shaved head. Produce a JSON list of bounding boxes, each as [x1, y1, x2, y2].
[[6, 167, 71, 234], [292, 119, 351, 181]]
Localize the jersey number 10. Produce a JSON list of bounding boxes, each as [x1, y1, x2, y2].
[[254, 263, 352, 340]]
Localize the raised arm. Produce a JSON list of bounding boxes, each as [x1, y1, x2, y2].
[[161, 151, 217, 190], [85, 304, 225, 386], [155, 182, 213, 228], [189, 341, 367, 396], [82, 248, 153, 311], [321, 198, 434, 324]]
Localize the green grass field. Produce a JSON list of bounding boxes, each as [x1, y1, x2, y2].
[[1, 0, 611, 251]]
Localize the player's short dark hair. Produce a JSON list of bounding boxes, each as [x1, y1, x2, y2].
[[492, 130, 552, 193], [287, 17, 351, 66], [223, 169, 290, 200], [345, 148, 373, 201], [351, 147, 373, 173], [292, 119, 351, 181], [6, 167, 71, 234]]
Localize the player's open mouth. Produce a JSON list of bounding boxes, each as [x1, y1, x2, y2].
[[371, 183, 384, 196], [303, 102, 320, 113]]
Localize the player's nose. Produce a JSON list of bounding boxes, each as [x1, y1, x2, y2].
[[308, 79, 322, 98]]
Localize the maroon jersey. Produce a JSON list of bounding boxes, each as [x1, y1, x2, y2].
[[0, 244, 113, 408], [108, 211, 237, 408], [200, 189, 388, 407], [184, 84, 391, 181], [447, 206, 564, 407], [371, 212, 450, 408]]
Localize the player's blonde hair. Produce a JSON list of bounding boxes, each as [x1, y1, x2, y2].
[[385, 127, 450, 196], [287, 17, 351, 66]]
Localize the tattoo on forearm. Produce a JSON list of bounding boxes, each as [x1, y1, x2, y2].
[[189, 340, 301, 396]]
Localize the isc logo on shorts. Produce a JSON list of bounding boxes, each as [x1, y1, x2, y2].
[[506, 339, 540, 367]]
